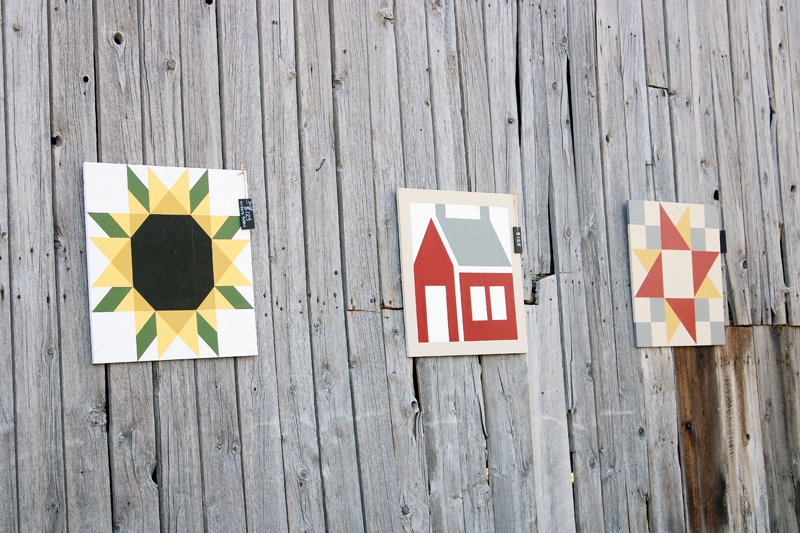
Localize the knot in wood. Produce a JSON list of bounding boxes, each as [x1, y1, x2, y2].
[[165, 58, 177, 71]]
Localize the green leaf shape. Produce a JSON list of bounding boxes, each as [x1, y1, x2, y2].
[[136, 313, 157, 360], [88, 212, 128, 238], [213, 216, 242, 239], [197, 313, 219, 355], [216, 286, 253, 309], [127, 166, 150, 212], [93, 287, 132, 312], [190, 170, 209, 213]]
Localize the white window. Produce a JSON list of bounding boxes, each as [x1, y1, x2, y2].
[[470, 286, 488, 321], [489, 286, 507, 320], [425, 286, 449, 342]]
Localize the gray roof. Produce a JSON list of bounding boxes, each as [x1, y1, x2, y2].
[[435, 204, 510, 268]]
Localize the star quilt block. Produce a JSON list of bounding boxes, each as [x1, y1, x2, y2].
[[627, 200, 725, 347], [83, 162, 258, 363]]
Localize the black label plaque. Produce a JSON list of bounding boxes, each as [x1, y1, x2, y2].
[[239, 199, 254, 230]]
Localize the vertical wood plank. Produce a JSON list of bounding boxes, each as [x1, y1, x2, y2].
[[766, 0, 800, 324], [4, 1, 66, 530], [0, 4, 15, 528], [330, 0, 401, 530], [258, 0, 328, 531], [568, 1, 634, 530], [518, 0, 553, 277], [641, 0, 668, 88], [215, 2, 281, 531], [365, 2, 431, 531], [93, 1, 160, 529], [777, 326, 800, 529], [528, 276, 576, 533], [645, 87, 676, 202], [753, 326, 800, 532], [293, 0, 364, 530], [48, 0, 113, 530], [541, 0, 605, 528], [139, 1, 206, 530]]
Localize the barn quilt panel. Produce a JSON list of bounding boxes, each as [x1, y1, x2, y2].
[[397, 188, 528, 357], [627, 199, 725, 347], [83, 162, 257, 363]]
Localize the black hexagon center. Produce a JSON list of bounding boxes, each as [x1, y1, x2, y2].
[[131, 215, 214, 311]]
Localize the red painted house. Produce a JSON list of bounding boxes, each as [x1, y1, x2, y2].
[[413, 204, 517, 343]]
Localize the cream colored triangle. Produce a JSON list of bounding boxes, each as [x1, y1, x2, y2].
[[133, 290, 154, 312], [158, 310, 195, 336], [178, 314, 200, 356], [193, 193, 210, 216], [156, 313, 181, 357], [661, 202, 688, 225], [633, 249, 661, 272], [696, 276, 722, 298], [676, 207, 691, 248], [171, 170, 191, 213], [92, 264, 130, 288], [90, 237, 129, 262], [135, 311, 155, 333], [116, 289, 135, 312], [665, 301, 680, 342], [110, 241, 133, 285], [148, 168, 169, 210], [152, 191, 189, 215], [198, 309, 217, 329], [128, 191, 149, 214]]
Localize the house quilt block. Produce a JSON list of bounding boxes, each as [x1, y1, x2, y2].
[[627, 199, 725, 347], [397, 188, 528, 357], [83, 162, 257, 363]]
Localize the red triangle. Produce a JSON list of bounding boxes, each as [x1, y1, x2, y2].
[[666, 298, 697, 342], [636, 252, 664, 298], [692, 251, 719, 294], [660, 205, 690, 250]]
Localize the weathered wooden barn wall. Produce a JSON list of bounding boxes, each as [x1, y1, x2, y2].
[[0, 0, 798, 531]]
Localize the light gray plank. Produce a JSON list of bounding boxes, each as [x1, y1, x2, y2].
[[714, 328, 770, 532], [5, 1, 66, 531], [293, 0, 364, 530], [541, 0, 604, 528], [518, 0, 552, 277], [568, 0, 632, 530], [330, 1, 402, 529], [215, 2, 281, 531], [753, 327, 799, 533], [365, 2, 431, 531], [258, 1, 328, 531], [94, 2, 160, 529], [744, 0, 787, 325], [641, 348, 685, 532], [528, 276, 576, 533], [0, 6, 15, 530], [482, 2, 537, 529], [595, 1, 651, 530], [424, 0, 468, 191], [767, 0, 800, 324], [139, 2, 206, 530], [641, 0, 668, 88], [697, 0, 753, 324], [645, 87, 677, 202], [727, 0, 772, 325], [781, 327, 800, 529], [48, 0, 113, 530]]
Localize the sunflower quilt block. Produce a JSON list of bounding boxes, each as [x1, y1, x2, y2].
[[627, 200, 725, 347], [83, 162, 257, 363]]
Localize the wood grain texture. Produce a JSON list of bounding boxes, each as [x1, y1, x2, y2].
[[0, 6, 15, 529], [139, 2, 206, 530], [766, 0, 800, 324], [777, 326, 800, 530], [365, 1, 431, 531], [330, 0, 402, 529], [542, 0, 604, 528], [645, 87, 677, 203], [517, 0, 553, 277], [5, 1, 66, 531], [528, 276, 576, 533], [753, 327, 800, 533], [787, 1, 800, 325], [641, 0, 668, 88], [48, 0, 113, 530], [293, 0, 365, 530], [259, 1, 328, 531], [216, 2, 281, 531]]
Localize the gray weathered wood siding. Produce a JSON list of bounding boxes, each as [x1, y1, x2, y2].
[[1, 0, 798, 531]]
